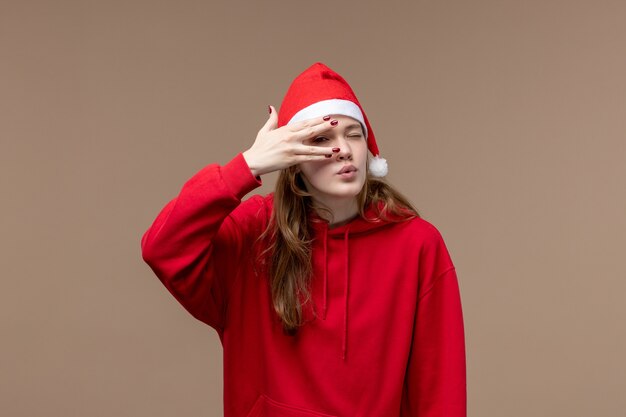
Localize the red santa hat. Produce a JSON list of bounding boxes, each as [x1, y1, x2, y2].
[[277, 62, 388, 177]]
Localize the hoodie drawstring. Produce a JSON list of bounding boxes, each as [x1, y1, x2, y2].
[[309, 202, 388, 362], [321, 226, 328, 320], [317, 223, 351, 361], [341, 227, 350, 361]]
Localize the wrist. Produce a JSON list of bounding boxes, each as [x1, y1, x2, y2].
[[221, 153, 263, 198], [242, 150, 261, 178]]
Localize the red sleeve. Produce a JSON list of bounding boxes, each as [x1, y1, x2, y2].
[[401, 228, 467, 416], [140, 152, 264, 335]]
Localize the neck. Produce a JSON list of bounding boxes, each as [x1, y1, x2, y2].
[[312, 195, 359, 227]]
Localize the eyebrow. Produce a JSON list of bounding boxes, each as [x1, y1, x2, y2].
[[344, 123, 362, 131]]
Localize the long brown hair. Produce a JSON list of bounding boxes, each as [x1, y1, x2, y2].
[[254, 157, 421, 335]]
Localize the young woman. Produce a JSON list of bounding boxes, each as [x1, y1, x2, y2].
[[141, 62, 466, 417]]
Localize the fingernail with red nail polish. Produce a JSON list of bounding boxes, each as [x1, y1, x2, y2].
[[323, 115, 331, 121], [330, 120, 338, 126], [332, 147, 340, 152], [268, 105, 272, 114]]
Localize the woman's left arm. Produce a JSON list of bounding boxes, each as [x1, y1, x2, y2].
[[401, 229, 467, 416]]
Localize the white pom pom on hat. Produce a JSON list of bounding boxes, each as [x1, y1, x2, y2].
[[277, 62, 388, 177]]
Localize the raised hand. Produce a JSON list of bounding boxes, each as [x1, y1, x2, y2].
[[242, 105, 340, 177]]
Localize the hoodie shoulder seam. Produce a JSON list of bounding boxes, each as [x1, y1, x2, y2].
[[417, 265, 456, 301]]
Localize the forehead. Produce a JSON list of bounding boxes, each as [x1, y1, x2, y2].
[[329, 114, 363, 130]]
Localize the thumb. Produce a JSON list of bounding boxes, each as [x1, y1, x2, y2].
[[261, 105, 278, 132]]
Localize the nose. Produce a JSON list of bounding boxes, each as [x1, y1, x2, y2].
[[335, 137, 352, 160]]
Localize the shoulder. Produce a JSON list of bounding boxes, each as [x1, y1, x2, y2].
[[396, 215, 448, 246], [413, 217, 455, 270], [399, 215, 455, 264], [371, 215, 455, 280], [249, 192, 274, 217], [228, 192, 273, 228]]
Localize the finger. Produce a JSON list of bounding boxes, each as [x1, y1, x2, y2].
[[260, 105, 278, 132], [293, 153, 336, 162], [291, 119, 338, 141], [292, 144, 336, 156], [287, 114, 333, 132]]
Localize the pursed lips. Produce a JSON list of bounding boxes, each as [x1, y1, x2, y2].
[[337, 165, 357, 174]]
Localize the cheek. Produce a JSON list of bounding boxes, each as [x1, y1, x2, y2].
[[357, 145, 369, 166], [299, 160, 326, 177]]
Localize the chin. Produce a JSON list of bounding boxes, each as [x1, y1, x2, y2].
[[321, 182, 364, 198]]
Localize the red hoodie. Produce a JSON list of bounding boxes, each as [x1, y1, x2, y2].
[[141, 152, 466, 417]]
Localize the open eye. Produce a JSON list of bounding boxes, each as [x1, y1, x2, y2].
[[312, 136, 328, 143]]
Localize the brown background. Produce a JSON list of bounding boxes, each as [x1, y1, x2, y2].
[[2, 0, 625, 416]]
